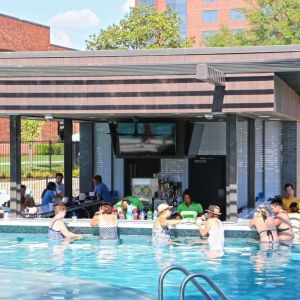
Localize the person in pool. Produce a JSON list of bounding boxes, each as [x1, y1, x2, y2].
[[152, 204, 184, 245], [270, 196, 294, 243], [288, 202, 300, 243], [91, 202, 119, 241], [196, 205, 224, 252], [48, 204, 82, 240], [249, 204, 279, 243]]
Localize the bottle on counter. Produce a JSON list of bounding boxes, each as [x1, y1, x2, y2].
[[140, 210, 145, 220], [127, 209, 133, 221], [118, 210, 124, 220], [147, 209, 152, 221], [133, 208, 139, 220], [153, 210, 158, 220]]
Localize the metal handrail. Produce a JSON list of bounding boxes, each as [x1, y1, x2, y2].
[[179, 273, 228, 300], [158, 265, 212, 300]]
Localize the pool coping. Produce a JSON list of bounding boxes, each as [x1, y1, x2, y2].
[[0, 218, 258, 238]]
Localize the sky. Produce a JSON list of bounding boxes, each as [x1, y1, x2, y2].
[[0, 0, 135, 50]]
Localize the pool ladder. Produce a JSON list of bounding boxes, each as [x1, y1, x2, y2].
[[158, 265, 228, 300]]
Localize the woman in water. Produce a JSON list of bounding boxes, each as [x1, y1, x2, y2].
[[152, 203, 183, 245], [249, 204, 279, 243], [48, 204, 82, 240], [91, 202, 119, 241]]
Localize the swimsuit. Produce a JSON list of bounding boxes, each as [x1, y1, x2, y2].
[[98, 217, 119, 240], [48, 219, 65, 240], [152, 226, 172, 245]]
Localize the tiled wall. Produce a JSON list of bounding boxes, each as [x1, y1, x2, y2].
[[237, 121, 248, 209], [94, 123, 112, 190], [255, 119, 264, 200], [264, 121, 282, 199]]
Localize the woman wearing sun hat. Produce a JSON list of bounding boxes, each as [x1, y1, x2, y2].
[[250, 204, 279, 243], [152, 203, 183, 245], [196, 205, 224, 251]]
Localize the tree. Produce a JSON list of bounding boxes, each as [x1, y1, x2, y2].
[[86, 4, 193, 50], [206, 0, 300, 47], [21, 119, 44, 176]]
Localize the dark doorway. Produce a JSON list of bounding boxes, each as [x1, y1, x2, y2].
[[124, 158, 160, 196], [189, 156, 226, 220]]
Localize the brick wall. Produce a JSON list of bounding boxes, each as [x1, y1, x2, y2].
[[0, 13, 71, 51]]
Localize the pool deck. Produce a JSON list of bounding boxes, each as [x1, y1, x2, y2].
[[0, 218, 257, 238]]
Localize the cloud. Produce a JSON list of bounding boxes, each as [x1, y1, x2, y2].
[[121, 0, 135, 13], [49, 8, 100, 29], [51, 31, 73, 48]]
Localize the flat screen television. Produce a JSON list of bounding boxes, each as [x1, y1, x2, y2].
[[116, 122, 176, 157]]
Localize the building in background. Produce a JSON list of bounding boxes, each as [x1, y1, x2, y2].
[[0, 13, 76, 142], [135, 0, 250, 46]]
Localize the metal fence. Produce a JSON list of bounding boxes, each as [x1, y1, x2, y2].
[[0, 140, 79, 203]]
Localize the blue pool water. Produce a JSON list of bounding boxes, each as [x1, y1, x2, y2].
[[0, 233, 299, 299]]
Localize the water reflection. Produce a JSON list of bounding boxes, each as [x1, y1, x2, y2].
[[249, 242, 291, 288]]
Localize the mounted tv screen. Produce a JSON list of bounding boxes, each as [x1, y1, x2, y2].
[[117, 123, 176, 156]]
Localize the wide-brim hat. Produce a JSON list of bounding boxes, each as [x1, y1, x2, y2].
[[205, 205, 222, 215], [157, 203, 173, 215]]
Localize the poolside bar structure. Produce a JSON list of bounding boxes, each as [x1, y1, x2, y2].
[[1, 45, 300, 220]]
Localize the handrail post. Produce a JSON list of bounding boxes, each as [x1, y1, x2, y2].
[[158, 265, 211, 300], [179, 273, 228, 300]]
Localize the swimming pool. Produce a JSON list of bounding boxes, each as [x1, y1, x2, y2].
[[0, 233, 299, 299]]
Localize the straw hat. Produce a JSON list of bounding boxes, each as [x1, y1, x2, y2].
[[157, 203, 173, 215], [205, 205, 222, 215]]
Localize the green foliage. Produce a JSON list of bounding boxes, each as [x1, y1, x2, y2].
[[21, 119, 44, 142], [207, 0, 300, 46], [72, 167, 80, 177], [35, 143, 64, 155], [86, 4, 193, 50]]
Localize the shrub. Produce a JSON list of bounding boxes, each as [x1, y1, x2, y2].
[[35, 143, 64, 155]]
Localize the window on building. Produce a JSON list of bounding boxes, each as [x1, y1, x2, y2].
[[167, 0, 187, 37], [203, 0, 216, 3], [231, 9, 246, 21], [202, 10, 218, 23], [138, 0, 155, 5]]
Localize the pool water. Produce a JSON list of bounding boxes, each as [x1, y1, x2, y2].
[[0, 233, 299, 299]]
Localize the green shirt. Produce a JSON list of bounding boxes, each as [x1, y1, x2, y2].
[[176, 202, 203, 216]]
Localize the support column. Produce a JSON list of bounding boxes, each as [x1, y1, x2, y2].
[[10, 115, 21, 217], [248, 119, 255, 208], [64, 119, 73, 198], [226, 114, 238, 221], [79, 122, 94, 192]]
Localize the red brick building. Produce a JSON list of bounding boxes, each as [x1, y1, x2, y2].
[[136, 0, 251, 46], [0, 13, 74, 142]]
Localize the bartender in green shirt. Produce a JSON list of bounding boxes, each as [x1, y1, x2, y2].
[[116, 196, 144, 219], [176, 190, 203, 220]]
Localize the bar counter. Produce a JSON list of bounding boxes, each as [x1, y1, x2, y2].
[[0, 218, 257, 238]]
